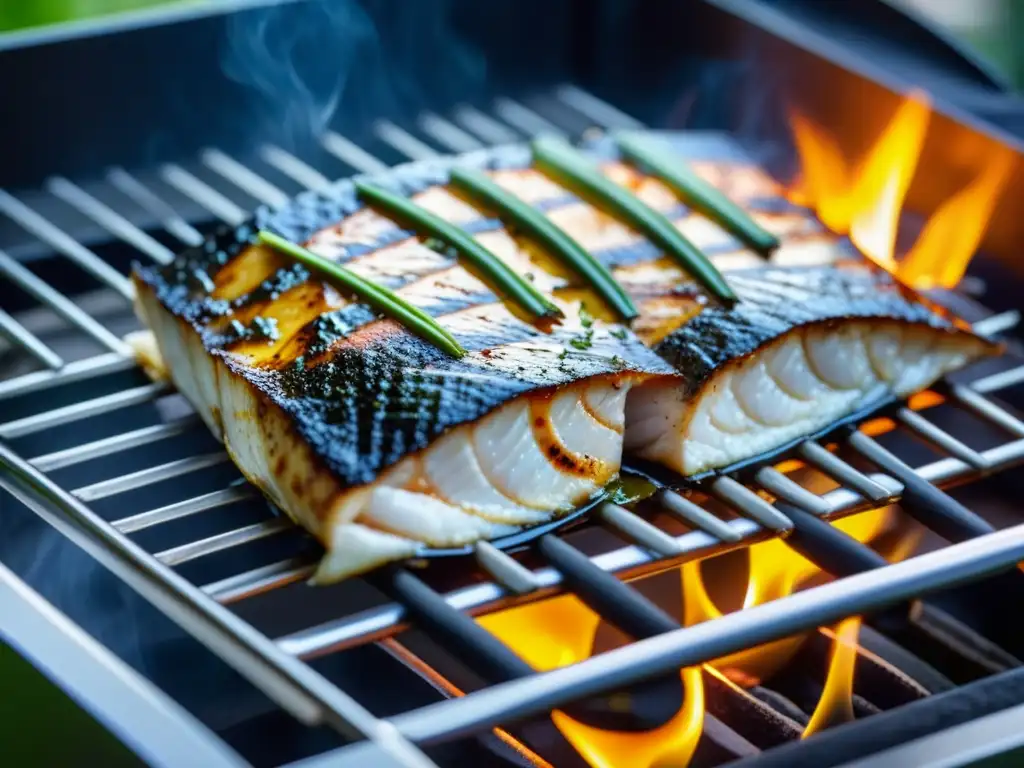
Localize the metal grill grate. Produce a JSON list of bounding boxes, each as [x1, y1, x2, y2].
[[3, 86, 1024, 767]]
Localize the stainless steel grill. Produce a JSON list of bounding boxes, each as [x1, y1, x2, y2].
[[3, 84, 1024, 768]]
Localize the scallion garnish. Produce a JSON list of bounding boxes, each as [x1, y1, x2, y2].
[[448, 166, 638, 322], [257, 230, 466, 358], [354, 181, 562, 321], [616, 132, 780, 256], [531, 136, 737, 305]]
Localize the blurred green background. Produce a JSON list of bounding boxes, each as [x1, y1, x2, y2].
[[0, 0, 193, 33]]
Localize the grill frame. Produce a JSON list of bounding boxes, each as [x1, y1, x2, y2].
[[4, 4, 1024, 767]]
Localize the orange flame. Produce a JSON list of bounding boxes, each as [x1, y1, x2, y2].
[[480, 471, 921, 765], [803, 617, 862, 737], [790, 92, 1012, 289], [479, 594, 705, 768]]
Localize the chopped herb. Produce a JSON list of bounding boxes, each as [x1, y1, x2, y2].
[[448, 166, 638, 321], [615, 132, 780, 256], [558, 348, 570, 360], [355, 181, 561, 321], [569, 329, 594, 350], [610, 355, 625, 367], [257, 230, 465, 358], [579, 302, 594, 328], [531, 136, 736, 305], [610, 327, 628, 340]]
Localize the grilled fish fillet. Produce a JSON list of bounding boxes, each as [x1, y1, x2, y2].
[[621, 265, 997, 476], [133, 137, 995, 582]]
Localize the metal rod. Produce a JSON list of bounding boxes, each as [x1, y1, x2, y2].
[[655, 489, 742, 542], [452, 105, 521, 144], [417, 113, 484, 152], [389, 523, 1024, 745], [275, 516, 767, 659], [0, 307, 63, 369], [204, 557, 316, 604], [76, 453, 232, 503], [0, 382, 167, 440], [896, 408, 989, 469], [971, 364, 1024, 394], [492, 97, 566, 138], [798, 440, 894, 503], [156, 519, 291, 566], [972, 309, 1021, 338], [848, 431, 995, 542], [539, 535, 678, 638], [46, 177, 175, 264], [0, 250, 131, 355], [114, 485, 253, 534], [950, 384, 1024, 439], [0, 189, 134, 299], [30, 416, 199, 472], [260, 145, 333, 192], [106, 168, 204, 246], [754, 465, 833, 515], [553, 84, 646, 130], [383, 568, 535, 683], [777, 502, 889, 578], [710, 476, 793, 530], [473, 541, 540, 596], [321, 132, 390, 174], [374, 121, 439, 160], [597, 502, 682, 556], [160, 164, 248, 225], [201, 149, 290, 208], [0, 441, 432, 763], [0, 352, 133, 402]]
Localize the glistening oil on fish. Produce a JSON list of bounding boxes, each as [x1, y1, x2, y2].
[[131, 134, 998, 583]]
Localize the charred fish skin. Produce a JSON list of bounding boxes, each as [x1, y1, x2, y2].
[[624, 265, 999, 478], [132, 141, 692, 582]]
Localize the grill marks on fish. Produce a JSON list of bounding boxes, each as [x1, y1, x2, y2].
[[623, 266, 998, 477], [133, 138, 991, 583]]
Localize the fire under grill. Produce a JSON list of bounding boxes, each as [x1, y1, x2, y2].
[[3, 2, 1024, 767]]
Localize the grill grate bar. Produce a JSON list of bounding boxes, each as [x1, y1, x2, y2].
[[656, 488, 744, 542], [896, 407, 990, 469], [597, 501, 682, 556], [30, 416, 199, 472], [0, 307, 63, 369], [417, 113, 486, 153], [0, 250, 130, 356], [554, 84, 647, 130], [0, 189, 133, 299], [160, 164, 248, 226], [385, 523, 1024, 746], [259, 145, 333, 193], [46, 176, 176, 265], [754, 465, 833, 516], [797, 440, 894, 503], [452, 104, 522, 144], [848, 431, 995, 542], [205, 557, 316, 604], [114, 485, 255, 534], [969, 364, 1024, 395], [374, 120, 440, 160], [949, 384, 1024, 439], [473, 540, 541, 596], [0, 382, 168, 440], [73, 451, 230, 502], [321, 131, 391, 174], [710, 476, 793, 531], [106, 168, 204, 246], [156, 519, 291, 567], [201, 149, 290, 208], [0, 442, 428, 757], [0, 353, 134, 401], [492, 97, 567, 138]]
